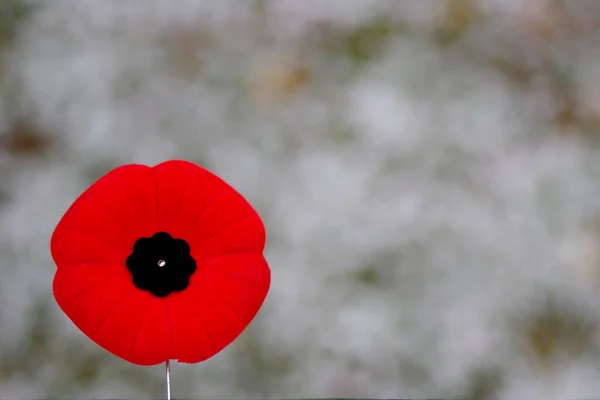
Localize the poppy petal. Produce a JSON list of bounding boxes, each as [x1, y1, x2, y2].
[[53, 264, 131, 340], [106, 294, 171, 366], [51, 164, 158, 267], [168, 253, 270, 363], [152, 160, 224, 237], [152, 160, 196, 233], [152, 160, 266, 260], [189, 211, 266, 261], [53, 264, 171, 366], [51, 226, 130, 267]]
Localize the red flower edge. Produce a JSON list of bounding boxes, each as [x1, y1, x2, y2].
[[51, 160, 271, 366]]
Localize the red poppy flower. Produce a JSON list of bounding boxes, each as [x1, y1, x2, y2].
[[50, 160, 270, 366]]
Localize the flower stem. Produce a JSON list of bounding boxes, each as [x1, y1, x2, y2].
[[165, 360, 171, 400]]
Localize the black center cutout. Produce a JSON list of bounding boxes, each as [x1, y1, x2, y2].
[[126, 231, 197, 297]]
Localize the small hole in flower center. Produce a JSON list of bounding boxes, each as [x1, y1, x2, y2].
[[157, 260, 166, 267]]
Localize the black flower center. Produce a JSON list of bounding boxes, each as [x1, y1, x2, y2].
[[126, 231, 197, 297]]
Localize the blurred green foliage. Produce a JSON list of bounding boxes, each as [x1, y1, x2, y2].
[[231, 327, 294, 396], [325, 17, 408, 66], [464, 366, 504, 400], [511, 295, 598, 368], [0, 0, 33, 49]]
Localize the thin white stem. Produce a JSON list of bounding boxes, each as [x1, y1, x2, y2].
[[165, 359, 171, 400]]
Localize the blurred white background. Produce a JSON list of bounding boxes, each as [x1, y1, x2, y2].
[[3, 0, 600, 398]]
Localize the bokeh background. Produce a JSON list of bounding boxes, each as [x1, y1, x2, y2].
[[3, 0, 600, 398]]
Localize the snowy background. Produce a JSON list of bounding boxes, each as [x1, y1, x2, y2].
[[3, 0, 600, 398]]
